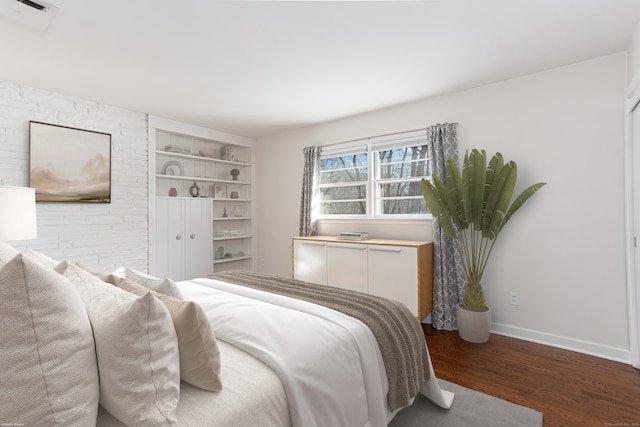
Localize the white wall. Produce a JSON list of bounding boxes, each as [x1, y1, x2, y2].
[[257, 52, 631, 362], [0, 81, 149, 271]]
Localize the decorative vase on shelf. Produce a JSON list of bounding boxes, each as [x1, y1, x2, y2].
[[189, 182, 200, 197], [231, 169, 240, 181], [168, 188, 177, 197]]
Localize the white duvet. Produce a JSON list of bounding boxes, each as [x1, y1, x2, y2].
[[180, 278, 453, 427]]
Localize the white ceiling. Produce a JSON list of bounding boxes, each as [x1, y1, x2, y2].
[[0, 0, 639, 139]]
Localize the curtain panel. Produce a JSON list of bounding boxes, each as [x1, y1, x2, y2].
[[427, 123, 466, 330], [299, 146, 321, 237]]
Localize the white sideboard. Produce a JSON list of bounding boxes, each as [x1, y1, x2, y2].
[[292, 236, 433, 318]]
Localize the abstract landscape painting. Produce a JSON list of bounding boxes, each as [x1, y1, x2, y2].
[[29, 121, 111, 203]]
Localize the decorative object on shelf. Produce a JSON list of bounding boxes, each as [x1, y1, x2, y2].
[[232, 206, 244, 217], [161, 160, 183, 176], [230, 191, 239, 199], [189, 182, 200, 197], [199, 148, 215, 158], [222, 208, 228, 218], [215, 246, 224, 260], [198, 187, 208, 197], [215, 230, 240, 237], [230, 169, 240, 180], [421, 149, 546, 343], [164, 144, 191, 154], [220, 146, 235, 161], [168, 187, 177, 197], [214, 184, 227, 199], [29, 121, 111, 203]]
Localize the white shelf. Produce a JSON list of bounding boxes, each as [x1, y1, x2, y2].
[[213, 235, 252, 241], [157, 150, 251, 167], [156, 174, 251, 185], [213, 217, 252, 221], [213, 255, 252, 264]]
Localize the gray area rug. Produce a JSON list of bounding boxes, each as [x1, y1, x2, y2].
[[389, 379, 543, 427]]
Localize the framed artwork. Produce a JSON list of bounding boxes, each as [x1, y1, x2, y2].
[[29, 121, 112, 203], [214, 184, 227, 199]]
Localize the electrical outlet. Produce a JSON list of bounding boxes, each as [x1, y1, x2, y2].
[[509, 292, 519, 306]]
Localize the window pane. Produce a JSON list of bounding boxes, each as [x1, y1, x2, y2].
[[320, 154, 368, 170], [320, 185, 367, 201], [320, 168, 368, 184], [379, 161, 429, 179], [378, 145, 429, 164], [379, 181, 423, 197], [380, 198, 429, 215], [321, 201, 366, 215]]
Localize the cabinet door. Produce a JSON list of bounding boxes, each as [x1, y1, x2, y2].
[[368, 245, 419, 316], [185, 199, 213, 280], [327, 243, 368, 293], [156, 198, 187, 280], [293, 240, 327, 284]]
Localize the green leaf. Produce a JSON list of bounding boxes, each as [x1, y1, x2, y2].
[[502, 182, 547, 230], [421, 178, 457, 239]]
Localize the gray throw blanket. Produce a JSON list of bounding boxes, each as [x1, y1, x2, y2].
[[209, 270, 431, 412]]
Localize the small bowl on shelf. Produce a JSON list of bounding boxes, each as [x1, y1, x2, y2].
[[199, 149, 215, 158]]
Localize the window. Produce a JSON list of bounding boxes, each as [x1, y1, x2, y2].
[[319, 149, 368, 216], [318, 131, 431, 219], [375, 144, 430, 216]]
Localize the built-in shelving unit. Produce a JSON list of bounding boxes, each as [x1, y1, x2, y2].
[[149, 116, 256, 281]]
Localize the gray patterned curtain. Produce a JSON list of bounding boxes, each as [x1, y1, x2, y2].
[[299, 146, 321, 236], [427, 123, 465, 330]]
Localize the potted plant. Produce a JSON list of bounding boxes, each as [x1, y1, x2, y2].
[[421, 149, 546, 343]]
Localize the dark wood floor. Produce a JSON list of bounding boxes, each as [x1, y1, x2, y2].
[[423, 327, 640, 427]]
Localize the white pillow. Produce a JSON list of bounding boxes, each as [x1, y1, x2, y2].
[[125, 267, 183, 299], [0, 240, 18, 265], [0, 254, 99, 425], [22, 247, 59, 268], [60, 262, 180, 427]]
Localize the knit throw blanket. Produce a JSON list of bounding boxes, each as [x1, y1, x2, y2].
[[209, 270, 431, 412]]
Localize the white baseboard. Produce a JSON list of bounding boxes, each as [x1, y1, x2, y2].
[[490, 323, 632, 365]]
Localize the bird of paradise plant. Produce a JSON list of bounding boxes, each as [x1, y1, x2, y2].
[[421, 149, 546, 308]]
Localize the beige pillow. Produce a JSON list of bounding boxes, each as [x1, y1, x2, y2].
[[0, 240, 18, 265], [0, 254, 99, 425], [125, 267, 183, 298], [60, 262, 180, 426], [105, 274, 222, 391]]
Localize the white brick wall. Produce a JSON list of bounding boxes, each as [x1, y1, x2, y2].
[[0, 80, 149, 272]]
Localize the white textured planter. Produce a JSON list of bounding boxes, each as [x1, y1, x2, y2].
[[456, 303, 492, 343]]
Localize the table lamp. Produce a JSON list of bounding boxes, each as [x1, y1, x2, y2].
[[0, 186, 37, 241]]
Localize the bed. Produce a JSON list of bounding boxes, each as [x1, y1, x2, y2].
[[0, 242, 453, 427]]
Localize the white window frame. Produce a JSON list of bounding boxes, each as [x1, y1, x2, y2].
[[318, 145, 370, 219], [318, 130, 432, 220]]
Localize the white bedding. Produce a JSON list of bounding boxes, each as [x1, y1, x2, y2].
[[98, 276, 453, 427], [182, 277, 453, 427]]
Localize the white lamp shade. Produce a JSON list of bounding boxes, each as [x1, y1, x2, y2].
[[0, 186, 37, 241]]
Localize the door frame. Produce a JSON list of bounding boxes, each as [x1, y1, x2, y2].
[[624, 81, 640, 369]]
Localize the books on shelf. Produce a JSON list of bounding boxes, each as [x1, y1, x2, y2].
[[337, 231, 370, 241]]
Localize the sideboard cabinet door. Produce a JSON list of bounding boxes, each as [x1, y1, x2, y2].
[[368, 245, 419, 317], [326, 243, 368, 293], [293, 239, 328, 284]]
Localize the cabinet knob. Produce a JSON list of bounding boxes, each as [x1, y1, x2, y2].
[[176, 235, 182, 240], [190, 234, 196, 239]]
